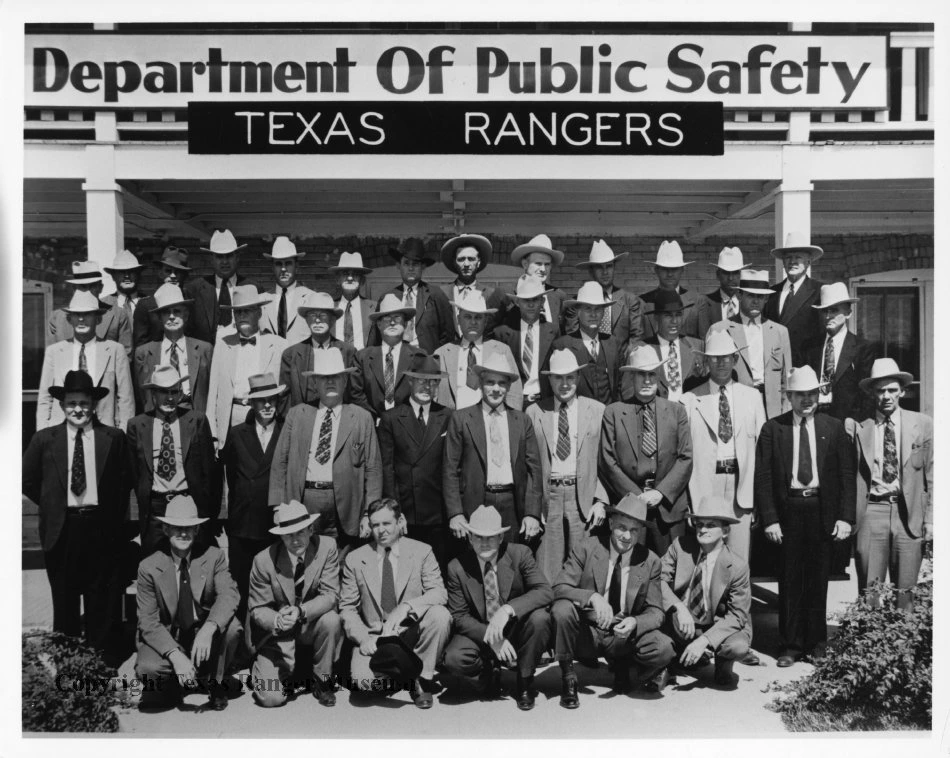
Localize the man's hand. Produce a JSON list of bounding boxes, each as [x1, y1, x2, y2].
[[679, 635, 710, 668], [765, 523, 783, 545], [586, 502, 606, 531], [491, 639, 517, 666], [484, 606, 512, 647], [832, 520, 852, 542], [274, 605, 297, 632], [640, 489, 663, 507], [359, 637, 378, 657], [589, 593, 614, 629], [673, 605, 696, 640], [381, 604, 410, 637], [612, 616, 637, 640], [190, 622, 216, 667], [169, 650, 197, 685], [449, 515, 469, 540], [520, 516, 541, 540], [359, 516, 371, 539]]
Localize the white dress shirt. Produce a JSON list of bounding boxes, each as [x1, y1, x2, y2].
[[409, 397, 431, 426], [256, 419, 276, 451], [818, 326, 848, 405], [116, 292, 141, 311], [335, 295, 366, 349], [66, 422, 98, 507], [233, 332, 262, 400], [72, 338, 99, 378], [719, 289, 739, 321], [550, 396, 578, 477], [306, 404, 340, 482], [456, 339, 484, 409], [871, 409, 902, 495], [742, 315, 764, 385], [791, 413, 820, 489], [520, 319, 541, 397], [777, 277, 802, 314], [151, 414, 187, 492], [161, 337, 191, 396], [482, 402, 513, 485]]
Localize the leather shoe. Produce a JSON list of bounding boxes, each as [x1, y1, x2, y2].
[[560, 675, 580, 709], [515, 675, 536, 711], [312, 679, 337, 707], [713, 660, 738, 689], [776, 654, 798, 668], [411, 678, 433, 709], [641, 667, 669, 694], [206, 690, 229, 711], [739, 651, 761, 666]]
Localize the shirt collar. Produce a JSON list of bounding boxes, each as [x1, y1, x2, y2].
[[216, 274, 236, 288], [482, 401, 505, 415], [318, 403, 338, 417], [719, 289, 736, 303], [709, 378, 732, 393], [792, 412, 812, 426], [409, 397, 430, 416], [171, 550, 192, 569], [658, 335, 675, 348], [377, 541, 400, 559], [876, 408, 901, 425], [744, 314, 760, 326], [609, 545, 632, 567], [286, 547, 306, 566], [464, 337, 483, 349]]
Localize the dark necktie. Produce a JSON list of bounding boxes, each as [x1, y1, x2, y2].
[[821, 336, 835, 394], [380, 547, 397, 616], [315, 409, 333, 465], [218, 281, 232, 327], [158, 419, 177, 481], [277, 287, 288, 338], [404, 287, 416, 343], [168, 341, 179, 372], [607, 556, 622, 614], [686, 553, 707, 621], [883, 416, 899, 483], [718, 385, 733, 443], [465, 343, 480, 390], [556, 402, 571, 461], [70, 428, 86, 496], [484, 561, 501, 619], [293, 556, 305, 605], [177, 558, 195, 632], [641, 403, 657, 457], [467, 342, 478, 369], [588, 336, 599, 359], [78, 342, 88, 374], [240, 335, 257, 346], [343, 299, 354, 345], [417, 404, 426, 431], [384, 347, 395, 404], [797, 419, 813, 485], [780, 282, 795, 319], [522, 327, 533, 376]]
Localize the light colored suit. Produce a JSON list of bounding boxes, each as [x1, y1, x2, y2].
[[433, 340, 523, 410], [36, 339, 134, 430], [260, 284, 317, 344]]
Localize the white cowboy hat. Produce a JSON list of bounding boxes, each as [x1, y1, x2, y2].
[[812, 282, 859, 310], [62, 290, 109, 314], [737, 269, 774, 295], [859, 358, 915, 394], [329, 251, 372, 274], [156, 495, 209, 527], [369, 293, 417, 321], [541, 348, 587, 376], [565, 281, 616, 309], [150, 283, 194, 312], [511, 234, 565, 266], [302, 347, 358, 377], [103, 249, 144, 273], [201, 229, 247, 254], [712, 247, 750, 272], [66, 260, 104, 285], [507, 274, 550, 301], [222, 285, 272, 310], [471, 351, 519, 381], [466, 505, 509, 537], [574, 239, 628, 268], [142, 364, 189, 390], [269, 500, 319, 535], [620, 344, 669, 373], [263, 236, 305, 259], [650, 240, 693, 268], [452, 290, 498, 315], [786, 366, 829, 393], [699, 331, 746, 357], [298, 291, 344, 319], [244, 372, 288, 400], [770, 231, 823, 261]]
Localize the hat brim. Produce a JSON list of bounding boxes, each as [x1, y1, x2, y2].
[[388, 248, 435, 266], [605, 506, 648, 523], [738, 286, 774, 295], [712, 262, 752, 272], [150, 298, 194, 313], [471, 365, 519, 381], [507, 286, 554, 301], [143, 376, 190, 390], [859, 373, 914, 394], [245, 384, 289, 400], [223, 298, 271, 310], [573, 252, 629, 268], [156, 515, 209, 527], [620, 361, 669, 373], [811, 298, 859, 310], [263, 252, 305, 259], [369, 307, 417, 321], [154, 259, 191, 271], [66, 277, 104, 285], [786, 381, 831, 393], [542, 363, 587, 376], [451, 303, 498, 315], [467, 525, 509, 537], [104, 265, 145, 274], [49, 385, 109, 401], [441, 236, 492, 273], [63, 305, 111, 315], [563, 298, 616, 309], [699, 345, 747, 357], [511, 244, 565, 267], [688, 513, 740, 525], [301, 367, 358, 377], [650, 260, 694, 267], [404, 370, 445, 379], [201, 244, 248, 254], [771, 246, 823, 261], [298, 305, 344, 319], [328, 265, 372, 274], [268, 512, 319, 535]]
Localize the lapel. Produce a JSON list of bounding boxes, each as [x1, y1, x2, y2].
[[728, 319, 752, 376], [395, 344, 413, 390], [834, 332, 856, 383], [780, 277, 813, 325], [242, 420, 265, 459], [506, 408, 522, 469], [656, 400, 674, 457], [92, 424, 110, 483], [693, 385, 719, 435], [857, 417, 875, 473], [496, 544, 516, 604], [189, 549, 211, 603], [360, 547, 383, 607], [219, 338, 238, 390], [419, 405, 447, 454], [576, 398, 596, 456], [591, 537, 610, 596], [465, 408, 488, 468], [90, 340, 109, 385], [415, 282, 430, 320], [461, 551, 488, 620], [396, 403, 424, 447], [679, 337, 696, 377], [602, 335, 618, 385], [619, 405, 641, 463], [623, 549, 648, 614], [900, 412, 919, 467], [368, 347, 386, 394], [53, 424, 69, 491], [273, 544, 297, 607], [178, 410, 195, 463], [98, 309, 116, 341], [334, 405, 354, 460], [141, 417, 155, 476], [780, 415, 794, 476], [608, 287, 626, 330], [300, 540, 322, 599], [708, 548, 731, 610], [442, 344, 460, 398], [540, 323, 555, 365], [185, 338, 202, 375], [395, 540, 413, 600], [815, 414, 830, 470], [156, 553, 179, 620], [539, 403, 556, 458]]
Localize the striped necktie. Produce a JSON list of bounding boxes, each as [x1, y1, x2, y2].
[[687, 554, 707, 621], [556, 402, 571, 461]]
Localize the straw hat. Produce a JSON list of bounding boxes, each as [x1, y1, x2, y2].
[[620, 344, 669, 373], [471, 351, 519, 381], [66, 261, 104, 285], [771, 231, 823, 261], [607, 493, 649, 523], [511, 234, 565, 266], [156, 495, 209, 527], [369, 293, 417, 321], [298, 291, 344, 319], [541, 348, 587, 376], [48, 369, 109, 401], [244, 372, 288, 400], [859, 358, 914, 394], [269, 500, 319, 535], [688, 495, 740, 525], [329, 251, 372, 274], [452, 290, 498, 315], [737, 269, 774, 295], [263, 236, 305, 259], [302, 347, 358, 377], [574, 239, 628, 268], [811, 282, 859, 310], [103, 249, 144, 274], [712, 247, 749, 272], [142, 364, 189, 390], [150, 283, 194, 312], [62, 290, 109, 314], [786, 366, 829, 393], [650, 240, 692, 268], [222, 285, 271, 310], [699, 331, 745, 357], [201, 229, 246, 254], [507, 274, 549, 301], [466, 505, 509, 537], [441, 234, 492, 274], [565, 281, 616, 309]]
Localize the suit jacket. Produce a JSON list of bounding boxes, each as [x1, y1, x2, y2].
[[351, 342, 427, 419], [551, 331, 623, 405], [502, 287, 568, 336], [207, 331, 287, 447], [268, 403, 382, 536], [340, 537, 446, 644], [639, 287, 697, 341], [805, 330, 876, 422], [378, 401, 453, 527], [433, 340, 524, 410], [553, 535, 665, 632], [22, 421, 130, 552], [441, 281, 504, 338], [188, 274, 262, 346], [133, 337, 212, 414], [763, 276, 824, 365], [680, 381, 766, 512], [492, 322, 558, 400], [526, 396, 608, 521], [49, 303, 133, 360], [707, 317, 791, 419], [599, 398, 693, 523], [126, 409, 219, 527], [754, 411, 857, 532], [442, 403, 542, 523], [446, 542, 553, 642], [36, 339, 135, 431], [137, 544, 239, 659], [331, 294, 377, 349], [563, 285, 645, 346], [279, 337, 363, 410], [369, 281, 454, 354], [659, 534, 752, 647], [639, 335, 707, 399], [847, 410, 933, 539], [221, 417, 284, 540], [259, 283, 317, 344]]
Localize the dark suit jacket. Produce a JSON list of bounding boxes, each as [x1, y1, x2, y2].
[[754, 411, 857, 533], [22, 421, 130, 552], [551, 331, 623, 404], [805, 331, 876, 421], [685, 289, 733, 340], [446, 542, 553, 642], [351, 342, 427, 419], [133, 337, 213, 414], [369, 281, 454, 354], [378, 401, 453, 527], [562, 285, 645, 345], [639, 287, 697, 341], [221, 417, 284, 540], [502, 287, 568, 336], [763, 276, 824, 365], [188, 274, 262, 346], [279, 337, 363, 410], [492, 322, 558, 400]]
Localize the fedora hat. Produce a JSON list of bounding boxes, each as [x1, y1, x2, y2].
[[244, 372, 287, 400], [511, 234, 565, 266], [155, 246, 191, 271], [688, 495, 740, 525], [269, 500, 319, 535], [329, 251, 372, 274], [859, 357, 914, 394], [65, 260, 104, 285], [620, 344, 668, 373], [574, 239, 628, 269], [452, 290, 498, 315], [142, 364, 189, 390], [263, 235, 305, 260], [302, 347, 358, 377], [466, 505, 509, 537], [645, 289, 691, 315], [297, 291, 344, 319], [607, 493, 648, 524], [785, 366, 829, 393], [62, 290, 109, 315], [201, 229, 246, 254], [565, 281, 616, 309], [507, 274, 549, 301], [389, 237, 435, 266], [471, 351, 519, 382], [223, 285, 271, 311], [699, 330, 745, 357], [150, 283, 194, 312], [156, 495, 208, 527], [369, 293, 418, 321], [812, 282, 859, 310], [48, 369, 109, 401], [651, 240, 692, 268], [771, 231, 823, 261], [103, 249, 144, 274], [441, 234, 492, 274], [712, 246, 749, 272], [404, 353, 445, 380], [738, 269, 774, 295], [542, 348, 587, 376]]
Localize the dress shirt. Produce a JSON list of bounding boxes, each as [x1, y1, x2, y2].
[[272, 281, 298, 330], [409, 398, 430, 426], [742, 315, 764, 385], [698, 545, 723, 626], [583, 331, 600, 359], [256, 419, 276, 451], [401, 285, 419, 347], [66, 422, 98, 507], [116, 292, 141, 311], [456, 338, 484, 409], [382, 342, 403, 410], [550, 395, 578, 477], [151, 415, 187, 492], [482, 402, 513, 485], [777, 277, 802, 314], [657, 335, 683, 401], [335, 295, 366, 349], [818, 326, 848, 405], [233, 331, 262, 399], [541, 294, 554, 326], [376, 540, 401, 585], [790, 413, 819, 489], [871, 409, 902, 496], [306, 404, 340, 482], [709, 379, 737, 461], [170, 550, 201, 620], [719, 289, 739, 321], [606, 546, 633, 611], [72, 338, 99, 378], [310, 337, 335, 369], [161, 336, 191, 396], [520, 319, 541, 397]]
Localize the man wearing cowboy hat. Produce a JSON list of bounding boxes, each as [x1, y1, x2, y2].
[[248, 500, 342, 708], [442, 504, 553, 711], [443, 352, 543, 545], [133, 246, 196, 347], [492, 275, 559, 407], [685, 247, 750, 340], [552, 493, 675, 707], [763, 232, 826, 365], [269, 347, 381, 557], [102, 249, 150, 351], [350, 293, 427, 420], [23, 370, 131, 652], [207, 285, 287, 450], [526, 349, 611, 583], [37, 290, 135, 431], [506, 233, 567, 334], [638, 240, 698, 341], [754, 366, 856, 667], [552, 281, 625, 405], [127, 365, 218, 555], [49, 260, 134, 360], [657, 495, 753, 690], [847, 358, 932, 610], [601, 345, 692, 557], [378, 353, 455, 569], [340, 498, 451, 708], [706, 269, 792, 419], [806, 282, 876, 422], [259, 236, 319, 344], [330, 251, 377, 350], [369, 238, 453, 354], [433, 291, 523, 410], [133, 283, 213, 415], [135, 495, 240, 711], [440, 233, 505, 339], [220, 373, 288, 620]]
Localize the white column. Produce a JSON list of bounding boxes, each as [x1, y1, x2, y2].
[[774, 113, 814, 281], [82, 113, 123, 295], [901, 46, 917, 123]]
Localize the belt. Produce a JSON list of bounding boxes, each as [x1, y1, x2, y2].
[[637, 477, 656, 490], [549, 476, 576, 487], [788, 488, 821, 498], [305, 481, 334, 490], [151, 489, 189, 502], [68, 506, 100, 516], [715, 459, 738, 475], [754, 384, 765, 396], [485, 484, 514, 493], [868, 493, 900, 504]]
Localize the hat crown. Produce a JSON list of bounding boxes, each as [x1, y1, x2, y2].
[[588, 239, 615, 263], [65, 290, 103, 312], [376, 293, 412, 314], [782, 231, 810, 249], [786, 365, 824, 392], [468, 505, 505, 535], [690, 495, 739, 524], [147, 364, 185, 389], [160, 247, 190, 268], [867, 358, 913, 384], [546, 348, 584, 375], [107, 249, 143, 270], [574, 281, 612, 306], [270, 236, 299, 258], [69, 261, 103, 282], [397, 237, 430, 260], [652, 289, 686, 310], [624, 344, 666, 372], [230, 285, 268, 309], [513, 274, 547, 299], [310, 347, 349, 375], [406, 353, 443, 377], [163, 495, 201, 522], [525, 233, 554, 250], [58, 369, 98, 395], [336, 251, 367, 270], [455, 290, 492, 313], [655, 240, 686, 267], [273, 500, 313, 531], [248, 372, 280, 392], [474, 350, 518, 379], [817, 282, 856, 308], [610, 492, 648, 523], [702, 330, 741, 356], [716, 246, 745, 270], [305, 291, 339, 312], [208, 229, 241, 253], [740, 269, 770, 285], [153, 283, 187, 309]]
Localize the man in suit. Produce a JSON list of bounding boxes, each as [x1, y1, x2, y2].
[[567, 239, 644, 343], [492, 275, 558, 408], [440, 233, 505, 338], [133, 246, 194, 347], [442, 505, 553, 711], [378, 354, 454, 568], [685, 246, 749, 340], [443, 352, 543, 546], [248, 501, 342, 708], [552, 493, 675, 708], [763, 232, 826, 365], [340, 498, 451, 708], [126, 365, 219, 555], [755, 366, 856, 666], [707, 269, 792, 419], [259, 236, 318, 343], [527, 349, 610, 582], [23, 370, 131, 653], [506, 233, 567, 334], [37, 290, 135, 431], [133, 283, 212, 414], [330, 251, 377, 350], [600, 345, 693, 557], [848, 359, 932, 610], [207, 286, 287, 450], [220, 373, 287, 620], [102, 249, 149, 353], [135, 496, 240, 711], [269, 347, 380, 556], [434, 291, 523, 410], [639, 240, 698, 341], [49, 260, 133, 359], [657, 496, 753, 689], [369, 238, 454, 354]]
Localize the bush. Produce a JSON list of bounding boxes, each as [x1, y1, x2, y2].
[[769, 581, 932, 731], [22, 631, 121, 733]]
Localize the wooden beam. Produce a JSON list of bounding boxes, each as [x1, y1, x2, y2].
[[683, 181, 780, 240]]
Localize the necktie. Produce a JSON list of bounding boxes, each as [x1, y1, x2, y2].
[[78, 342, 88, 374], [158, 419, 177, 481], [277, 287, 288, 338], [293, 556, 305, 605], [467, 342, 478, 368], [417, 404, 427, 431], [218, 281, 232, 327], [168, 342, 179, 372], [240, 335, 257, 346], [380, 547, 397, 616], [667, 340, 681, 391], [404, 287, 416, 343], [343, 299, 354, 345], [522, 327, 533, 376], [556, 402, 571, 461], [315, 409, 333, 465], [607, 556, 622, 614], [883, 416, 899, 483], [725, 296, 738, 319], [718, 385, 733, 443], [821, 336, 835, 394], [465, 343, 480, 390], [797, 419, 813, 485], [588, 337, 599, 359], [484, 561, 501, 619], [70, 429, 86, 496], [384, 347, 395, 404], [600, 290, 612, 334], [489, 408, 506, 468], [686, 554, 707, 621], [123, 296, 133, 314], [641, 403, 657, 457], [177, 558, 195, 632], [780, 282, 794, 319]]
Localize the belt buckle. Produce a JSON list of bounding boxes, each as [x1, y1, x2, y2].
[[643, 478, 656, 490], [802, 488, 818, 497]]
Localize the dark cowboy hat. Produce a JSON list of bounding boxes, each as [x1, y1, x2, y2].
[[370, 622, 423, 681], [388, 237, 435, 266], [645, 289, 693, 315], [49, 370, 109, 401], [154, 246, 191, 272], [440, 234, 492, 274]]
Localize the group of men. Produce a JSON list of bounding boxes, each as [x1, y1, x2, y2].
[[24, 227, 932, 713]]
